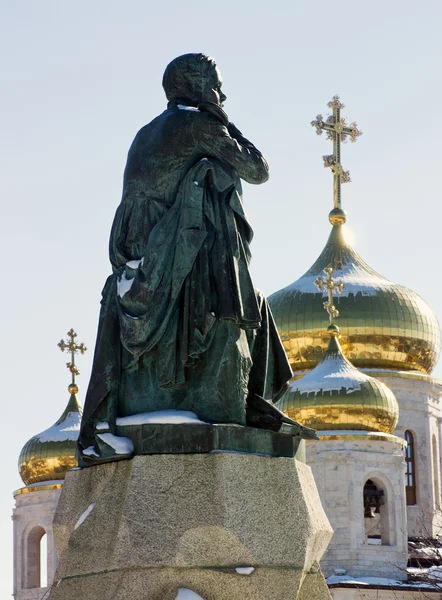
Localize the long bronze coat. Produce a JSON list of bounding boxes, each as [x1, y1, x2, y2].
[[78, 104, 292, 458]]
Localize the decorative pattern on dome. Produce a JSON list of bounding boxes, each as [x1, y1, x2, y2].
[[18, 329, 87, 486], [269, 224, 441, 374]]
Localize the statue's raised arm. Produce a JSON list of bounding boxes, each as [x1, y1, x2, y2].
[[78, 53, 315, 465]]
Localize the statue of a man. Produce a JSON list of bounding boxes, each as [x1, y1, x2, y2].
[[78, 54, 312, 464]]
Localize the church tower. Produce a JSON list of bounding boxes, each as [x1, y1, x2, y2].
[[269, 96, 442, 580], [12, 330, 86, 599]]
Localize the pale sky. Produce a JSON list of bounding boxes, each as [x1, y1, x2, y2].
[[1, 0, 442, 595]]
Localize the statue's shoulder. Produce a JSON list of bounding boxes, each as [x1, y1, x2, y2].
[[128, 108, 222, 160], [133, 109, 172, 139], [133, 107, 210, 140]]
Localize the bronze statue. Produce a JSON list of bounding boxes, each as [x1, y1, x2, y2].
[[78, 53, 315, 465]]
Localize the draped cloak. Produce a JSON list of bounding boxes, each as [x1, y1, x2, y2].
[[78, 105, 292, 457]]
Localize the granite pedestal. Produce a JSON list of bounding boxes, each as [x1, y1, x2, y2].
[[48, 447, 332, 599]]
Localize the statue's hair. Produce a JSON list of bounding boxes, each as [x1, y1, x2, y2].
[[162, 53, 217, 106]]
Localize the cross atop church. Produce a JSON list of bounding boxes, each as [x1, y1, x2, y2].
[[314, 265, 345, 335], [311, 96, 362, 223], [58, 328, 87, 389]]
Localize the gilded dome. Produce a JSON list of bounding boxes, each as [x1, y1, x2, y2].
[[18, 385, 82, 486], [269, 223, 441, 374], [276, 334, 399, 433]]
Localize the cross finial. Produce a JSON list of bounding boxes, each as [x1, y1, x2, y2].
[[311, 95, 362, 225], [57, 328, 87, 393], [314, 265, 345, 337]]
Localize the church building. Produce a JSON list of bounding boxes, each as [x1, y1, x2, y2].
[[268, 96, 442, 598]]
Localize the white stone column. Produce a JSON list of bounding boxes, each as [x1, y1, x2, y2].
[[12, 484, 62, 600]]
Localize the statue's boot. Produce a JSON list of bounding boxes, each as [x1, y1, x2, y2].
[[246, 394, 317, 440]]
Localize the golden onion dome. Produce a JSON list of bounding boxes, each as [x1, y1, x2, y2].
[[18, 384, 82, 486], [275, 334, 399, 433], [269, 223, 441, 375]]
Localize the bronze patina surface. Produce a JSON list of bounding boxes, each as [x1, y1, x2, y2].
[[79, 54, 314, 465], [116, 423, 304, 458]]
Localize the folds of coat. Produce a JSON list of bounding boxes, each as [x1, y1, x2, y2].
[[79, 159, 264, 451], [115, 158, 261, 387]]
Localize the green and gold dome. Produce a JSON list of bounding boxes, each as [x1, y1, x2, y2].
[[269, 223, 441, 375], [18, 329, 86, 487], [276, 329, 399, 433], [269, 95, 440, 376], [18, 384, 82, 485]]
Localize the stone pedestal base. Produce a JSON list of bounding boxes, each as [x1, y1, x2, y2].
[[48, 453, 332, 600]]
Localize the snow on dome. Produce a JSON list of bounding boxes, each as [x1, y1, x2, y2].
[[276, 335, 399, 434], [18, 391, 82, 486], [269, 224, 441, 375]]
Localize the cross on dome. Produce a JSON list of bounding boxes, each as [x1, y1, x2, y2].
[[314, 264, 345, 336], [57, 328, 87, 392], [311, 95, 362, 225]]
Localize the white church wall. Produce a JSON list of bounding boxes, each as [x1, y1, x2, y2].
[[372, 373, 442, 539], [12, 486, 62, 600], [306, 436, 408, 580]]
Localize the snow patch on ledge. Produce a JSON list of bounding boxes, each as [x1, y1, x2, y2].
[[74, 502, 96, 530], [97, 433, 134, 455], [327, 572, 441, 589], [236, 567, 255, 575], [116, 410, 207, 426], [25, 480, 64, 487], [83, 446, 99, 457], [327, 575, 403, 586], [175, 589, 205, 599], [319, 430, 392, 438], [96, 421, 109, 431]]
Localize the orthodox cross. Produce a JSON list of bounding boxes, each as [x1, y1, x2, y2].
[[311, 95, 362, 215], [314, 265, 345, 330], [58, 328, 87, 387]]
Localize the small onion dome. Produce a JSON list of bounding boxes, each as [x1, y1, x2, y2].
[[18, 384, 82, 486], [269, 223, 441, 375], [275, 334, 399, 434]]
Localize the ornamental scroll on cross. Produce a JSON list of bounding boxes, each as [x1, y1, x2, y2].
[[314, 265, 345, 329], [58, 328, 87, 388], [311, 95, 362, 213]]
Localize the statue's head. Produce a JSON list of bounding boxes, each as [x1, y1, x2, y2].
[[162, 53, 226, 108]]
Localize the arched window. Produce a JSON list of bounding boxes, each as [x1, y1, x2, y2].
[[363, 478, 393, 545], [40, 533, 47, 588], [404, 430, 417, 505], [25, 526, 46, 589]]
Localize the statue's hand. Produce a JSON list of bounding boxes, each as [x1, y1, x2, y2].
[[227, 122, 256, 150], [198, 101, 229, 127]]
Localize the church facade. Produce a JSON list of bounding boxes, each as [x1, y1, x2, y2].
[[267, 96, 442, 598]]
